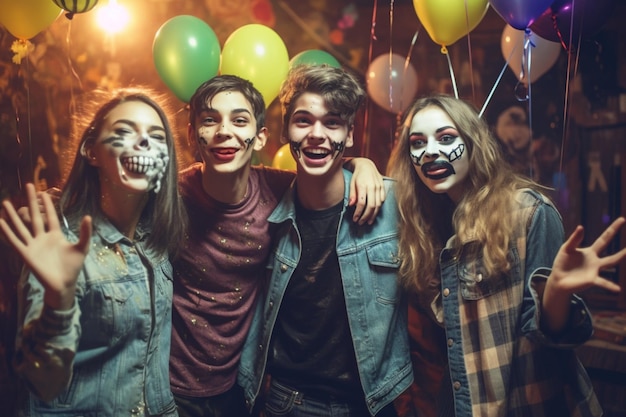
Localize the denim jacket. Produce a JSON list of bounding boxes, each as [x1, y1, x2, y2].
[[238, 170, 413, 416], [434, 189, 599, 417], [15, 215, 177, 417]]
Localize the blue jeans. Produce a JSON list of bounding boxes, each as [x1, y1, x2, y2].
[[174, 384, 253, 417], [264, 379, 398, 417]]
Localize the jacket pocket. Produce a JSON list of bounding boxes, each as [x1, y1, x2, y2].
[[458, 246, 521, 300], [81, 280, 134, 346], [365, 239, 401, 304]]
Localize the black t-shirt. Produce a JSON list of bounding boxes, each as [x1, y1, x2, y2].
[[268, 200, 363, 402]]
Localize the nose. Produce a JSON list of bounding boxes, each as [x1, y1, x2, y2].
[[216, 123, 232, 139], [309, 121, 325, 139], [136, 135, 151, 149], [423, 138, 440, 158]]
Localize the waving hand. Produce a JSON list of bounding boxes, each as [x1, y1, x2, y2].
[[0, 183, 92, 310]]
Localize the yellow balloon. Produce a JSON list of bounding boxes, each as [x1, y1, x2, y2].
[[0, 0, 62, 40], [271, 144, 297, 171], [221, 24, 289, 107], [413, 0, 489, 47]]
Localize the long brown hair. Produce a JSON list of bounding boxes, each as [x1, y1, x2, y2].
[[387, 95, 542, 292], [59, 87, 187, 257]]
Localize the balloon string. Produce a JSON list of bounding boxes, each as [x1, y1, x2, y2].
[[559, 23, 583, 189], [443, 48, 459, 99], [402, 30, 419, 114], [64, 18, 82, 134], [387, 0, 395, 113], [479, 39, 520, 118], [526, 61, 534, 180], [25, 52, 33, 182], [518, 29, 535, 89], [513, 29, 534, 102], [13, 87, 23, 192], [463, 0, 476, 102], [363, 0, 379, 158], [557, 0, 583, 187], [551, 13, 568, 51], [404, 30, 419, 74]]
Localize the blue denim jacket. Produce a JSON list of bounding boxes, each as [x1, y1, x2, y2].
[[238, 170, 413, 416], [15, 215, 177, 417], [434, 189, 599, 417]]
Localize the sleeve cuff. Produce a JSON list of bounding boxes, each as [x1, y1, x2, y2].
[[38, 301, 78, 337], [530, 268, 593, 347]]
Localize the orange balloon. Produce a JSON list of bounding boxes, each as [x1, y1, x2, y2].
[[413, 0, 489, 47], [0, 0, 62, 40]]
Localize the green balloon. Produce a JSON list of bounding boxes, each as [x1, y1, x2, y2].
[[153, 15, 220, 103], [290, 50, 341, 68]]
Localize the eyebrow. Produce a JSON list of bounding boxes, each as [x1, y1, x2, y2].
[[410, 125, 457, 136], [292, 109, 341, 118], [204, 107, 252, 116], [112, 119, 165, 133]]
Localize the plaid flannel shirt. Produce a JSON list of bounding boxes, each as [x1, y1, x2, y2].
[[432, 189, 601, 417]]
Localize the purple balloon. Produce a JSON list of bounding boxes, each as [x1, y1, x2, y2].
[[489, 0, 554, 30], [530, 0, 616, 46]]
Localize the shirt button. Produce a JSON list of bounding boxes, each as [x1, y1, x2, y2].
[[447, 338, 453, 347], [280, 264, 288, 272], [269, 301, 274, 308], [476, 273, 483, 282], [258, 344, 263, 350], [453, 381, 461, 390], [443, 288, 450, 297]]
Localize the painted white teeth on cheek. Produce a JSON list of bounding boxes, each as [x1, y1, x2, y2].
[[148, 155, 169, 194]]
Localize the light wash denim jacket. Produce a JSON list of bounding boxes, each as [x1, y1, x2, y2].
[[434, 189, 599, 417], [15, 215, 177, 417], [238, 170, 413, 416]]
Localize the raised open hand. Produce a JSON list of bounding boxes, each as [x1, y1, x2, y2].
[[0, 183, 92, 310], [542, 217, 625, 333], [549, 217, 625, 295]]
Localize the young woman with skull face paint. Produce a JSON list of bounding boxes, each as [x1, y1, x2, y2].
[[0, 88, 186, 416], [387, 95, 626, 417]]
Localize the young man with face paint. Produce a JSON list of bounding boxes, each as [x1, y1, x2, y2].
[[169, 75, 386, 417], [387, 94, 626, 417], [0, 88, 186, 416], [238, 65, 412, 417]]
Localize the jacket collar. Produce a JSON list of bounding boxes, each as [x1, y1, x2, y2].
[[267, 169, 352, 224]]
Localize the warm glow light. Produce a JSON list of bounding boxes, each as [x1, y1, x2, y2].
[[96, 0, 130, 35]]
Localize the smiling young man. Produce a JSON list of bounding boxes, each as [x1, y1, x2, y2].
[[169, 75, 387, 417], [238, 65, 412, 417]]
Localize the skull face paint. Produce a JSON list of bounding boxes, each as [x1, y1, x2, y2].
[[408, 105, 470, 202], [90, 100, 170, 196]]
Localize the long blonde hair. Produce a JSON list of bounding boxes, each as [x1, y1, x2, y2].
[[387, 95, 541, 292]]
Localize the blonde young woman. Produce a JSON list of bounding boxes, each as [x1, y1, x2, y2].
[[387, 94, 626, 417]]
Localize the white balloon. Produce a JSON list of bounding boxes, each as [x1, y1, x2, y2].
[[501, 25, 561, 84], [366, 53, 418, 113]]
